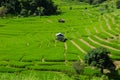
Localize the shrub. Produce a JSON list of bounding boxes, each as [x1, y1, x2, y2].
[[20, 9, 28, 17], [84, 47, 116, 74], [73, 60, 85, 74], [116, 0, 120, 9]]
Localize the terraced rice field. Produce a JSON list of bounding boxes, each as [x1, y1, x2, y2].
[[0, 1, 120, 79]]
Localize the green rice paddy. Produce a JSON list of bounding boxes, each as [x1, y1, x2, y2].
[[0, 0, 120, 80]]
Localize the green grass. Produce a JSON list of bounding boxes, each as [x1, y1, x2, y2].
[[0, 71, 73, 80], [89, 35, 120, 50], [66, 41, 85, 60], [0, 0, 120, 79]]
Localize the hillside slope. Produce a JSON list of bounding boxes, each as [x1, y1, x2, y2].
[[0, 0, 120, 80]]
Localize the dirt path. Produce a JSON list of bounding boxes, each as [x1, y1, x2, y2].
[[103, 15, 119, 35], [106, 14, 115, 25], [110, 13, 120, 27], [106, 14, 120, 34], [94, 27, 99, 33], [47, 19, 53, 23], [114, 61, 120, 69], [64, 42, 67, 63], [88, 37, 120, 51], [103, 15, 112, 30], [79, 38, 95, 49], [94, 35, 110, 43], [64, 42, 67, 50], [77, 55, 83, 62], [106, 14, 120, 32], [115, 27, 120, 33], [85, 28, 91, 35], [100, 25, 116, 39], [99, 16, 117, 39], [70, 40, 86, 54]]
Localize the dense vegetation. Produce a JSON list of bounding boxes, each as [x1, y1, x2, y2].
[[0, 0, 120, 80], [0, 0, 58, 16], [85, 47, 116, 74], [116, 0, 120, 9]]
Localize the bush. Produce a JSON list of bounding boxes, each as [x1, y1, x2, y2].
[[73, 61, 85, 74], [116, 0, 120, 9], [20, 9, 28, 17]]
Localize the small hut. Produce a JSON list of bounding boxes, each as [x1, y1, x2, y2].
[[56, 33, 65, 42]]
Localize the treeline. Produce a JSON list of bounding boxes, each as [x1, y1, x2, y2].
[[78, 0, 106, 4], [116, 0, 120, 9], [0, 0, 58, 17]]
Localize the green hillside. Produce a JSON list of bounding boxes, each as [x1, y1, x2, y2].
[[0, 0, 120, 80]]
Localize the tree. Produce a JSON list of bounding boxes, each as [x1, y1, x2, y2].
[[0, 0, 58, 16], [5, 0, 21, 15], [116, 0, 120, 9], [84, 47, 116, 74]]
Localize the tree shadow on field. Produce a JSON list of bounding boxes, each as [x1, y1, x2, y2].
[[106, 70, 120, 80], [55, 10, 66, 15]]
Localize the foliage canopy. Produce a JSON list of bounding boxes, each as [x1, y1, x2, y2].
[[85, 47, 116, 73], [0, 0, 58, 16]]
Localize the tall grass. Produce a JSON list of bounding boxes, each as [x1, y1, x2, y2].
[[0, 71, 73, 80]]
